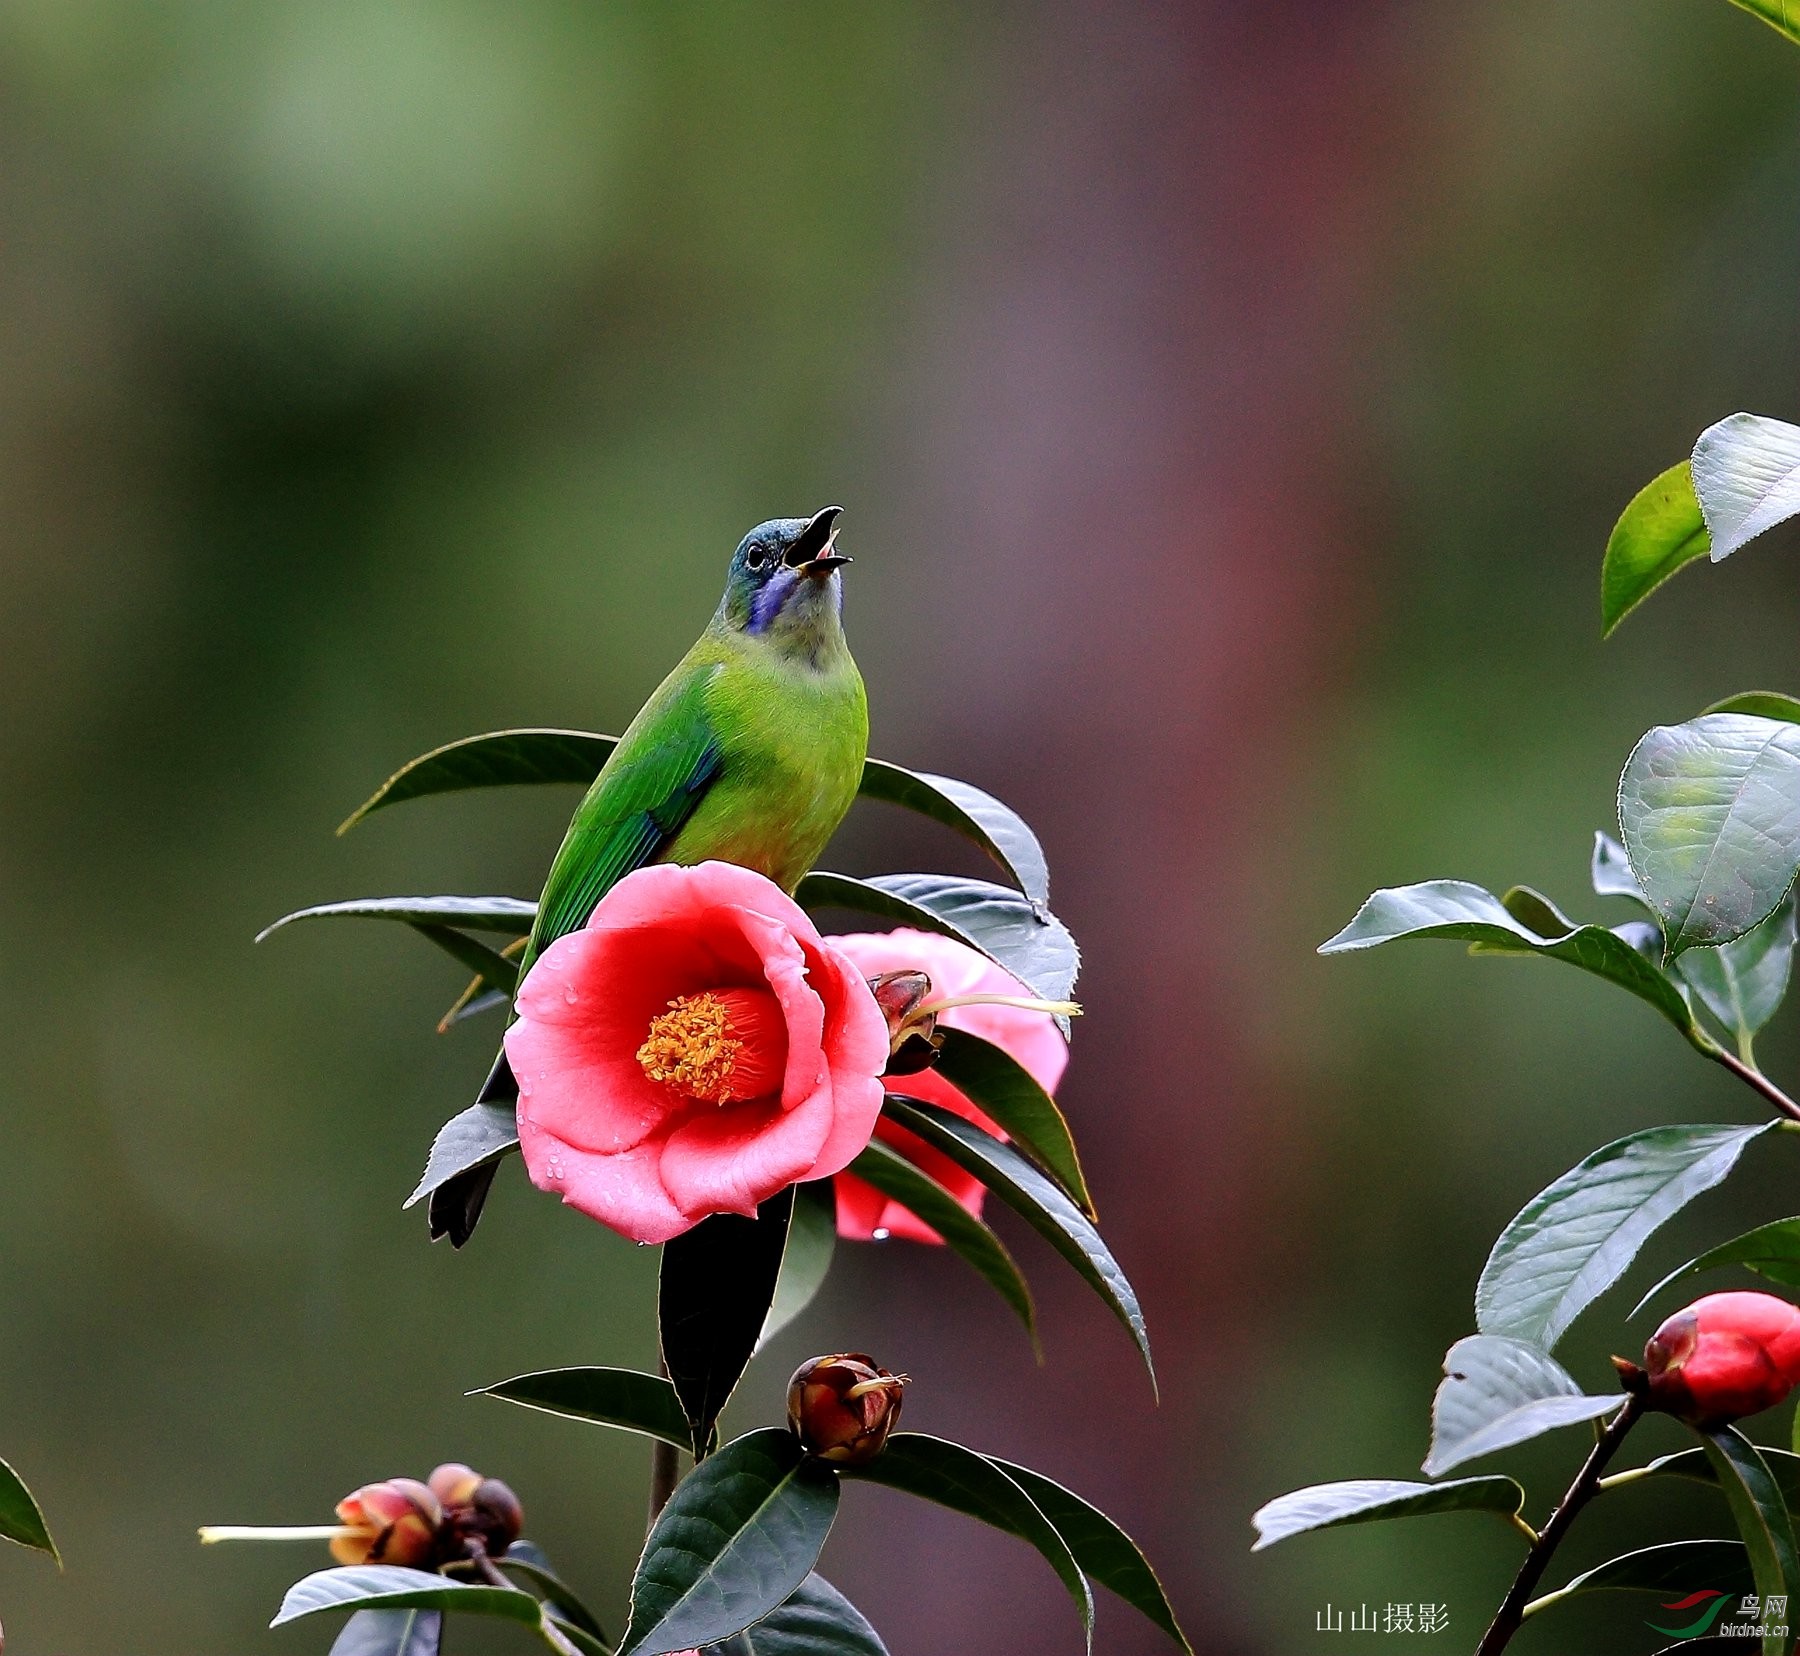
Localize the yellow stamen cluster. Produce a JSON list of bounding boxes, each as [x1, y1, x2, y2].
[[637, 992, 744, 1104]]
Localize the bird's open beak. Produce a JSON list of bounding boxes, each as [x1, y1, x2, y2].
[[786, 505, 851, 574]]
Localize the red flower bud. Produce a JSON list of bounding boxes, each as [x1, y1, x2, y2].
[[787, 1353, 908, 1464], [428, 1462, 522, 1557], [868, 971, 943, 1076], [1638, 1291, 1800, 1426], [330, 1477, 444, 1567]]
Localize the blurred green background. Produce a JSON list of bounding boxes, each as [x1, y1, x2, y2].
[[0, 1, 1796, 1651]]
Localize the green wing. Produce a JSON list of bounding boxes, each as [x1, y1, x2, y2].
[[524, 664, 723, 969]]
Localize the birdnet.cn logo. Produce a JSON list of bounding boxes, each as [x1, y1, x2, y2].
[[1648, 1590, 1789, 1640]]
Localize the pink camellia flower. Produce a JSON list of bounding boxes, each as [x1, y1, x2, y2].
[[505, 862, 890, 1245], [830, 928, 1069, 1244]]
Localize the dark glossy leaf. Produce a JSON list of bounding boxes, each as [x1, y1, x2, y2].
[[1526, 1541, 1750, 1617], [274, 1566, 541, 1628], [1636, 1219, 1800, 1317], [429, 1161, 500, 1249], [1726, 0, 1800, 45], [988, 1457, 1189, 1651], [759, 1181, 837, 1349], [1675, 896, 1797, 1056], [1616, 1447, 1800, 1510], [1701, 1428, 1798, 1656], [881, 1095, 1153, 1387], [1319, 879, 1695, 1036], [1476, 1123, 1774, 1351], [846, 1139, 1036, 1346], [258, 895, 537, 943], [660, 1192, 793, 1456], [1692, 412, 1800, 560], [495, 1541, 607, 1641], [932, 1027, 1090, 1213], [0, 1454, 55, 1559], [1601, 460, 1710, 636], [841, 1434, 1091, 1646], [339, 730, 620, 832], [857, 760, 1049, 906], [620, 1428, 838, 1656], [1619, 715, 1800, 958], [476, 1366, 690, 1451], [796, 873, 1078, 1007], [329, 1609, 442, 1656], [1707, 692, 1800, 724], [405, 1103, 519, 1211], [1424, 1335, 1620, 1477], [1251, 1476, 1525, 1551], [1592, 832, 1650, 905], [408, 924, 519, 996], [710, 1573, 887, 1656]]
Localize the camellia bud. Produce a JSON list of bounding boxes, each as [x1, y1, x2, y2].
[[429, 1461, 523, 1557], [868, 971, 943, 1076], [787, 1353, 909, 1464], [330, 1477, 444, 1567], [1627, 1291, 1800, 1426]]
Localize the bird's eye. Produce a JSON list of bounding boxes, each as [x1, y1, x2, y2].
[[745, 544, 771, 572]]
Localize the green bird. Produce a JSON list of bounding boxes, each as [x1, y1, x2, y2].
[[438, 506, 868, 1243]]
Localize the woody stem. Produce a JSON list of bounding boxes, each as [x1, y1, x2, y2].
[[647, 1355, 681, 1531], [1473, 1395, 1642, 1656], [1704, 1042, 1800, 1124]]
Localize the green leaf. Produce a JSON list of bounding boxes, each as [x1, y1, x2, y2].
[[660, 1192, 794, 1457], [495, 1541, 607, 1642], [880, 1095, 1153, 1388], [986, 1456, 1189, 1651], [328, 1609, 442, 1656], [1619, 714, 1800, 958], [1700, 1428, 1799, 1656], [932, 1027, 1091, 1214], [845, 1140, 1036, 1347], [1706, 692, 1800, 724], [258, 896, 537, 942], [408, 925, 519, 996], [476, 1366, 690, 1451], [1726, 0, 1800, 46], [1615, 1446, 1800, 1510], [619, 1428, 838, 1656], [857, 760, 1049, 906], [404, 1103, 519, 1211], [1250, 1476, 1525, 1552], [1592, 832, 1650, 905], [841, 1434, 1092, 1646], [1693, 412, 1800, 560], [274, 1567, 541, 1629], [1318, 879, 1696, 1037], [710, 1574, 887, 1656], [1476, 1122, 1775, 1350], [1675, 896, 1797, 1057], [0, 1454, 56, 1559], [545, 1619, 612, 1656], [1424, 1335, 1621, 1477], [797, 873, 1079, 1007], [339, 730, 620, 832], [1601, 460, 1710, 636], [1635, 1218, 1800, 1316], [1526, 1540, 1751, 1615], [759, 1180, 837, 1348]]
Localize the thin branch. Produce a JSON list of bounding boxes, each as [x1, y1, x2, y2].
[[647, 1353, 681, 1531], [1474, 1395, 1642, 1656], [1704, 1043, 1800, 1123]]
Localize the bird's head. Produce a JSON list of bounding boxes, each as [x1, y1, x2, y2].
[[718, 507, 853, 659]]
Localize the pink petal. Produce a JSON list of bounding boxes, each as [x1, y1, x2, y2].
[[523, 1132, 694, 1245], [658, 1089, 836, 1218]]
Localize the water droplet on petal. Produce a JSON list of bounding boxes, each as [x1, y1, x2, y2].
[[872, 1227, 890, 1241]]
